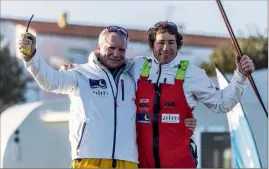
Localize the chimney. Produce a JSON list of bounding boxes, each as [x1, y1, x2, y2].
[[58, 12, 68, 28]]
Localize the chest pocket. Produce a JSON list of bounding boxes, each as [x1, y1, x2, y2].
[[121, 73, 136, 101], [118, 73, 137, 120]]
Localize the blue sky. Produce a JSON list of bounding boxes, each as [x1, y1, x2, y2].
[[1, 1, 267, 37]]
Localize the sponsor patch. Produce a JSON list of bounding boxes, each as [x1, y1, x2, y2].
[[162, 114, 180, 123], [164, 101, 176, 108], [93, 90, 108, 97], [138, 99, 150, 112], [137, 113, 150, 124], [89, 79, 107, 89], [139, 99, 149, 104]]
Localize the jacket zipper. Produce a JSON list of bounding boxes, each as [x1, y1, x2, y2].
[[76, 122, 87, 150], [153, 64, 162, 168], [121, 79, 124, 101], [96, 62, 123, 168]]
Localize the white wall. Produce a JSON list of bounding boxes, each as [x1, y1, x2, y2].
[[36, 34, 96, 66], [0, 21, 17, 56]]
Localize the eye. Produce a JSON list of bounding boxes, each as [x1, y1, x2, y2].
[[119, 48, 126, 52], [109, 47, 116, 50]]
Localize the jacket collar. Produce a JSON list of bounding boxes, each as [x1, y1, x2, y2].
[[147, 53, 182, 84], [151, 53, 181, 70]]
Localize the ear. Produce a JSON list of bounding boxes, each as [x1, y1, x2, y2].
[[150, 46, 154, 52]]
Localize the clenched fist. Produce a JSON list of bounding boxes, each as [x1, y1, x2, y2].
[[18, 33, 36, 61], [235, 55, 255, 76]]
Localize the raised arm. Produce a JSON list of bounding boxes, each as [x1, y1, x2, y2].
[[187, 55, 254, 114], [19, 33, 77, 94], [189, 68, 247, 114]]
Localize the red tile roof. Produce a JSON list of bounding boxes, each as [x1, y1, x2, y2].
[[0, 18, 230, 47]]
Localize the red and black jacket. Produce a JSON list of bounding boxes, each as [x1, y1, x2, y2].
[[136, 59, 197, 168]]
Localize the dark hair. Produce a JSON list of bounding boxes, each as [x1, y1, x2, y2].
[[147, 23, 183, 50]]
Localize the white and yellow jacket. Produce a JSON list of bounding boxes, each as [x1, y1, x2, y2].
[[24, 52, 138, 163]]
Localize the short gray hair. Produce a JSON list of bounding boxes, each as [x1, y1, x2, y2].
[[97, 28, 129, 47]]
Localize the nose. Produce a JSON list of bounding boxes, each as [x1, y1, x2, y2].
[[162, 42, 168, 51], [112, 48, 120, 56]]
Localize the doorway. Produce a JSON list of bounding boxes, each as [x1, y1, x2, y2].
[[201, 132, 231, 168]]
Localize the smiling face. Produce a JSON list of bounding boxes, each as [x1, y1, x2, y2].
[[97, 32, 127, 69], [152, 32, 178, 64]]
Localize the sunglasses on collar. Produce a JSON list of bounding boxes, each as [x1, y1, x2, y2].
[[106, 26, 128, 38]]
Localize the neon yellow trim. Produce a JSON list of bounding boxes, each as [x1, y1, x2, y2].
[[175, 60, 189, 80], [140, 60, 151, 77]]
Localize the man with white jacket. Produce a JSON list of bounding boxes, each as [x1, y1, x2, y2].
[[18, 26, 139, 168]]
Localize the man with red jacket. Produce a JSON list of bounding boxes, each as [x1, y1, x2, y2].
[[134, 21, 255, 168]]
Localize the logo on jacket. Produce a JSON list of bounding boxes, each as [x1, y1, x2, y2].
[[137, 113, 150, 124], [164, 101, 176, 108], [139, 99, 150, 112], [162, 114, 179, 123], [89, 79, 107, 89], [93, 90, 108, 97], [139, 99, 149, 103]]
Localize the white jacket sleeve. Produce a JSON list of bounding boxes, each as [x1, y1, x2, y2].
[[189, 67, 248, 114], [24, 55, 78, 94]]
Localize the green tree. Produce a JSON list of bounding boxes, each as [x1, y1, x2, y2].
[[200, 34, 268, 76], [0, 36, 26, 113]]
